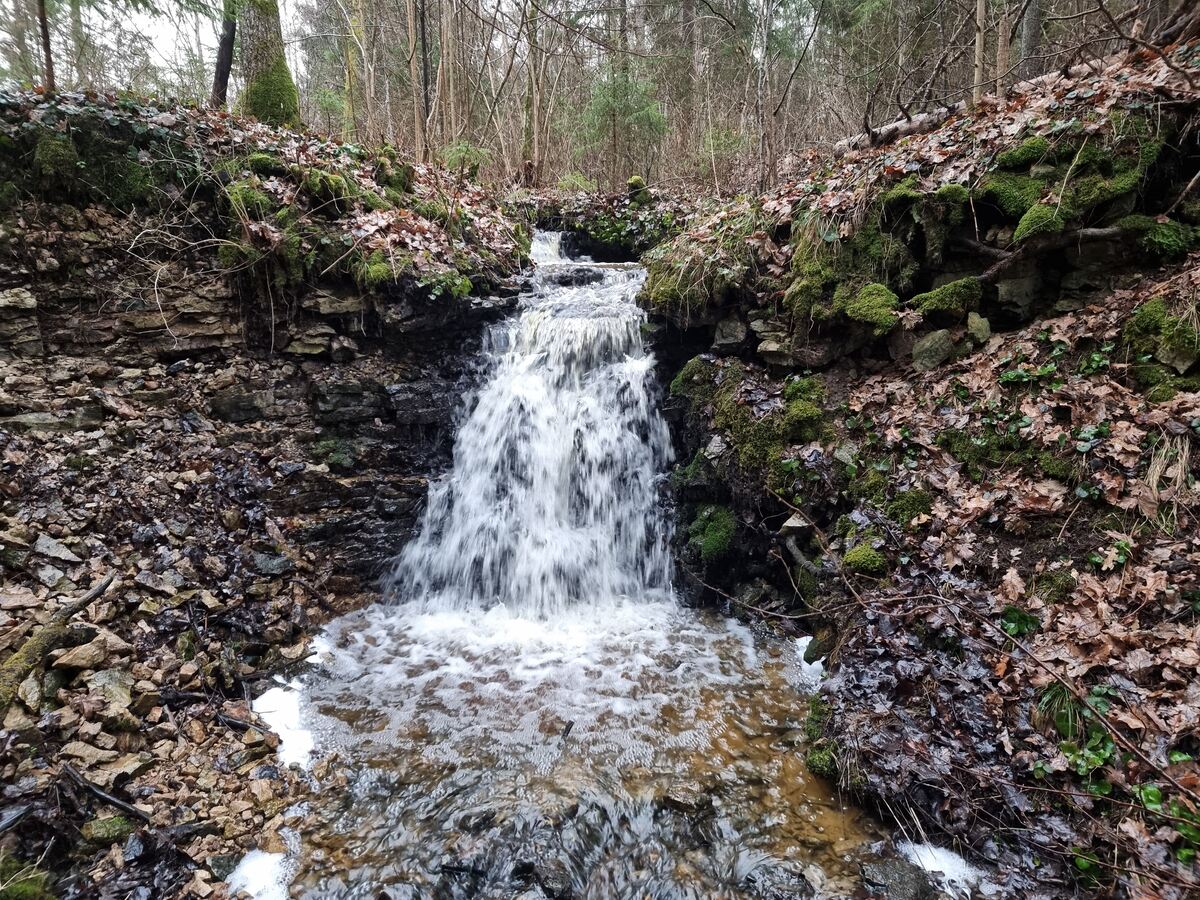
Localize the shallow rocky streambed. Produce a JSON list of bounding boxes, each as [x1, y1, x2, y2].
[[229, 235, 973, 899]]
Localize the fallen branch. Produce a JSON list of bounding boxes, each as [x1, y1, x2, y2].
[[63, 763, 151, 822], [0, 573, 114, 714], [833, 52, 1128, 156]]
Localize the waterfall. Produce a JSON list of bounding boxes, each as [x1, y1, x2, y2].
[[384, 232, 674, 617]]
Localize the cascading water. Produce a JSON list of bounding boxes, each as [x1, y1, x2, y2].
[[384, 232, 673, 617], [238, 234, 882, 900]]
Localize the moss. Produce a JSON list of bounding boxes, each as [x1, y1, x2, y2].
[[312, 437, 356, 472], [641, 203, 767, 317], [1036, 451, 1082, 483], [843, 542, 887, 576], [937, 427, 1025, 480], [1123, 297, 1200, 375], [805, 744, 838, 779], [882, 174, 921, 207], [225, 178, 271, 220], [1118, 216, 1195, 261], [912, 277, 981, 318], [804, 696, 831, 742], [669, 356, 716, 399], [0, 854, 53, 899], [688, 504, 736, 562], [843, 282, 899, 335], [376, 156, 415, 194], [886, 489, 932, 526], [1034, 570, 1077, 603], [352, 250, 396, 290], [239, 54, 301, 127], [627, 174, 651, 205], [847, 468, 888, 504], [1013, 203, 1066, 242], [794, 567, 820, 600], [935, 183, 970, 205], [81, 814, 136, 846], [246, 151, 288, 176], [32, 134, 80, 189], [997, 135, 1052, 169], [979, 171, 1045, 217], [411, 197, 452, 226], [303, 168, 356, 215]]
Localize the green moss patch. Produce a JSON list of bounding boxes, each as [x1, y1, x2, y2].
[[1013, 203, 1066, 242], [843, 283, 899, 335], [844, 542, 887, 576], [0, 853, 53, 899], [911, 277, 981, 319], [997, 135, 1052, 170], [688, 504, 736, 562], [240, 54, 301, 127]]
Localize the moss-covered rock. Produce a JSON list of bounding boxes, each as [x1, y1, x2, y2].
[[1117, 215, 1195, 261], [911, 277, 981, 319], [627, 175, 651, 205], [844, 542, 887, 576], [81, 814, 136, 846], [32, 134, 80, 191], [979, 171, 1045, 217], [997, 135, 1052, 170], [843, 283, 899, 336], [886, 489, 932, 527], [688, 504, 736, 562], [1123, 297, 1200, 375], [805, 744, 838, 779], [1013, 203, 1065, 242]]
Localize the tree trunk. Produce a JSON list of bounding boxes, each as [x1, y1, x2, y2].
[[11, 0, 36, 85], [995, 3, 1010, 95], [36, 0, 53, 93], [1019, 0, 1040, 81], [405, 0, 426, 160], [209, 0, 237, 108], [237, 0, 301, 127], [971, 0, 986, 107], [69, 0, 87, 86]]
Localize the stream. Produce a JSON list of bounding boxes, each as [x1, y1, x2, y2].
[[232, 234, 916, 898]]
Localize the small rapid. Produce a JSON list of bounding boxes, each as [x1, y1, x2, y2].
[[241, 234, 882, 899]]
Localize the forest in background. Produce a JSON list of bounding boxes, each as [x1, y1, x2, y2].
[[1, 0, 1193, 191]]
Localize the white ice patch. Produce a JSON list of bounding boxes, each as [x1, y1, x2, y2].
[[226, 850, 289, 900], [253, 682, 313, 769], [793, 636, 825, 689], [897, 841, 983, 898]]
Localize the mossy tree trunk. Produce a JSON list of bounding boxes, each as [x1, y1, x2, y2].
[[237, 0, 301, 127]]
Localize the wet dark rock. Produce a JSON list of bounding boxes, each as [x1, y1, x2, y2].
[[248, 552, 293, 576], [540, 266, 604, 287], [861, 858, 937, 900]]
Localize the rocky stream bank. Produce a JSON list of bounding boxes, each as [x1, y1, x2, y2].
[[2, 41, 1200, 899]]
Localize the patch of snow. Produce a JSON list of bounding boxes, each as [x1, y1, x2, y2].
[[793, 636, 825, 689], [897, 841, 983, 898], [253, 681, 313, 769]]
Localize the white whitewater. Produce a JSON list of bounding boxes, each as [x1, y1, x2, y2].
[[384, 231, 673, 617]]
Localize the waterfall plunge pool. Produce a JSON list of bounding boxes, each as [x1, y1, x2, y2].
[[229, 234, 977, 899]]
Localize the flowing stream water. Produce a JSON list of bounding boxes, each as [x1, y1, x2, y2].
[[239, 234, 888, 899]]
